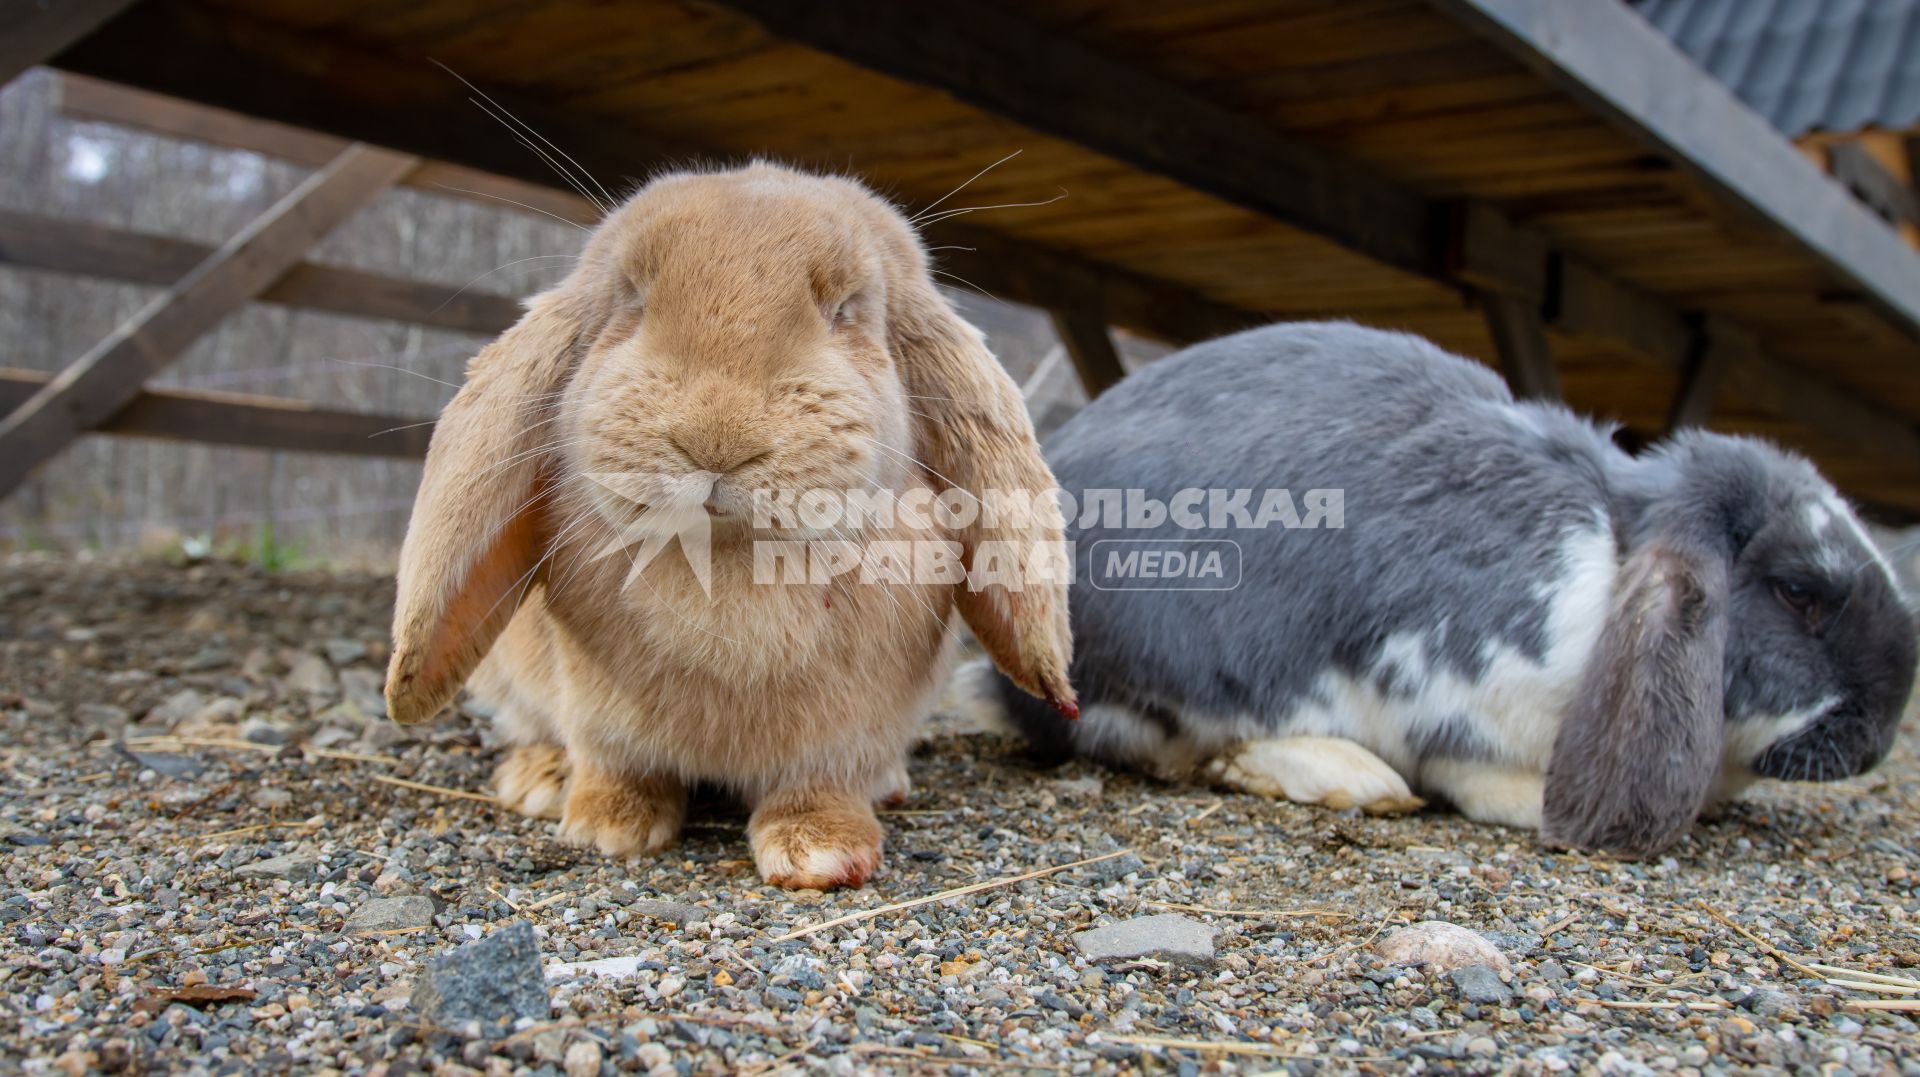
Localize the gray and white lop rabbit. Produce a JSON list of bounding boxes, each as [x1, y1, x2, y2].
[[1001, 322, 1916, 857]]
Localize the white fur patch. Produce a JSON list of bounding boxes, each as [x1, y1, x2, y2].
[[1817, 491, 1897, 585], [1264, 526, 1617, 777], [1721, 695, 1838, 790], [1420, 759, 1543, 829]]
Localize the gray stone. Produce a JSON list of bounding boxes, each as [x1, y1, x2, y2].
[[74, 703, 131, 738], [233, 853, 314, 880], [1049, 777, 1104, 800], [347, 895, 438, 933], [1536, 959, 1568, 981], [337, 668, 387, 719], [324, 638, 370, 667], [1072, 914, 1217, 967], [238, 717, 291, 746], [627, 899, 708, 926], [145, 690, 207, 729], [1450, 964, 1513, 1005], [410, 920, 549, 1035], [285, 653, 337, 697], [1377, 921, 1513, 975], [1744, 986, 1800, 1019], [126, 751, 204, 779]]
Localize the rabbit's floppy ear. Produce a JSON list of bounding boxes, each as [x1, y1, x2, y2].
[[1541, 537, 1728, 857], [887, 279, 1077, 715], [385, 292, 587, 725]]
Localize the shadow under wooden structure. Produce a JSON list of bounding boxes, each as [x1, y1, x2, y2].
[[8, 0, 1920, 517]]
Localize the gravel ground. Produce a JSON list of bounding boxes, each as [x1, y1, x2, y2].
[[4, 554, 1920, 1076]]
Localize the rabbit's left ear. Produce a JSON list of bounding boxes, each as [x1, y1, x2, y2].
[[385, 292, 586, 725], [1542, 538, 1728, 857], [887, 278, 1076, 715]]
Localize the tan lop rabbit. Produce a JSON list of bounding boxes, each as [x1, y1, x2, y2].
[[383, 163, 1075, 889]]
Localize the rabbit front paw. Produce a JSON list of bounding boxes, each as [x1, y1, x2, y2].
[[494, 743, 570, 820], [749, 788, 884, 890], [557, 765, 687, 857]]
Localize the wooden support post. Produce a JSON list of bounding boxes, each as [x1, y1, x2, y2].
[[1664, 326, 1731, 433], [0, 143, 417, 498], [1049, 310, 1127, 399], [1481, 291, 1561, 402], [0, 0, 136, 86]]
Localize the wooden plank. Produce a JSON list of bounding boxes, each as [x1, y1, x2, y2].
[[0, 143, 417, 498], [45, 0, 1920, 501], [1827, 142, 1920, 232], [1431, 0, 1920, 341], [1663, 325, 1730, 432], [708, 0, 1443, 281], [0, 208, 524, 336], [1445, 201, 1550, 303], [0, 368, 432, 457], [0, 0, 136, 86], [53, 73, 601, 227], [1480, 290, 1560, 401], [51, 9, 1255, 348], [1048, 309, 1127, 398]]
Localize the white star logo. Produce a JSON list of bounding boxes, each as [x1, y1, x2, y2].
[[583, 470, 719, 596]]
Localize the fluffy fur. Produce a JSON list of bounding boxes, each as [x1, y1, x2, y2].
[[1000, 321, 1917, 858], [386, 163, 1073, 889]]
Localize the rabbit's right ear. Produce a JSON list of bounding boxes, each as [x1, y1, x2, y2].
[[385, 293, 586, 725], [1541, 539, 1728, 858]]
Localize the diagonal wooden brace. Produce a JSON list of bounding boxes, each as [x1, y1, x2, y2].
[[0, 142, 418, 499]]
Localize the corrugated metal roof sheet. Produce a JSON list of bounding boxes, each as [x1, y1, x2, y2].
[[1635, 0, 1920, 136]]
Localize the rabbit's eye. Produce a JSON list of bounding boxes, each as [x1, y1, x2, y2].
[[826, 295, 860, 328], [1774, 580, 1827, 628]]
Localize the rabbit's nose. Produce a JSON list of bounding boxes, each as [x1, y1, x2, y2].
[[667, 426, 772, 475]]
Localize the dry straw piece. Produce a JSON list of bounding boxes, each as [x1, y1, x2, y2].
[[771, 848, 1132, 942], [369, 773, 501, 804]]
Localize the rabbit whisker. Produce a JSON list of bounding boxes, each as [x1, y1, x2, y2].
[[328, 359, 466, 392], [616, 519, 745, 648], [931, 268, 997, 302], [821, 519, 929, 626], [433, 59, 617, 216], [473, 434, 596, 484], [432, 254, 582, 321], [468, 478, 582, 627], [432, 183, 595, 233], [912, 188, 1067, 227], [849, 433, 964, 495], [367, 418, 438, 439], [909, 149, 1022, 224]]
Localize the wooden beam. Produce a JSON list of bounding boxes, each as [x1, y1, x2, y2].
[[1827, 142, 1920, 232], [15, 211, 523, 335], [0, 368, 431, 457], [0, 208, 523, 336], [1049, 310, 1127, 399], [53, 73, 600, 228], [1663, 325, 1730, 433], [1480, 291, 1561, 401], [45, 0, 1920, 499], [1431, 0, 1920, 341], [0, 0, 136, 86], [710, 0, 1440, 282], [51, 9, 1253, 348], [0, 143, 417, 498], [1445, 201, 1551, 304]]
